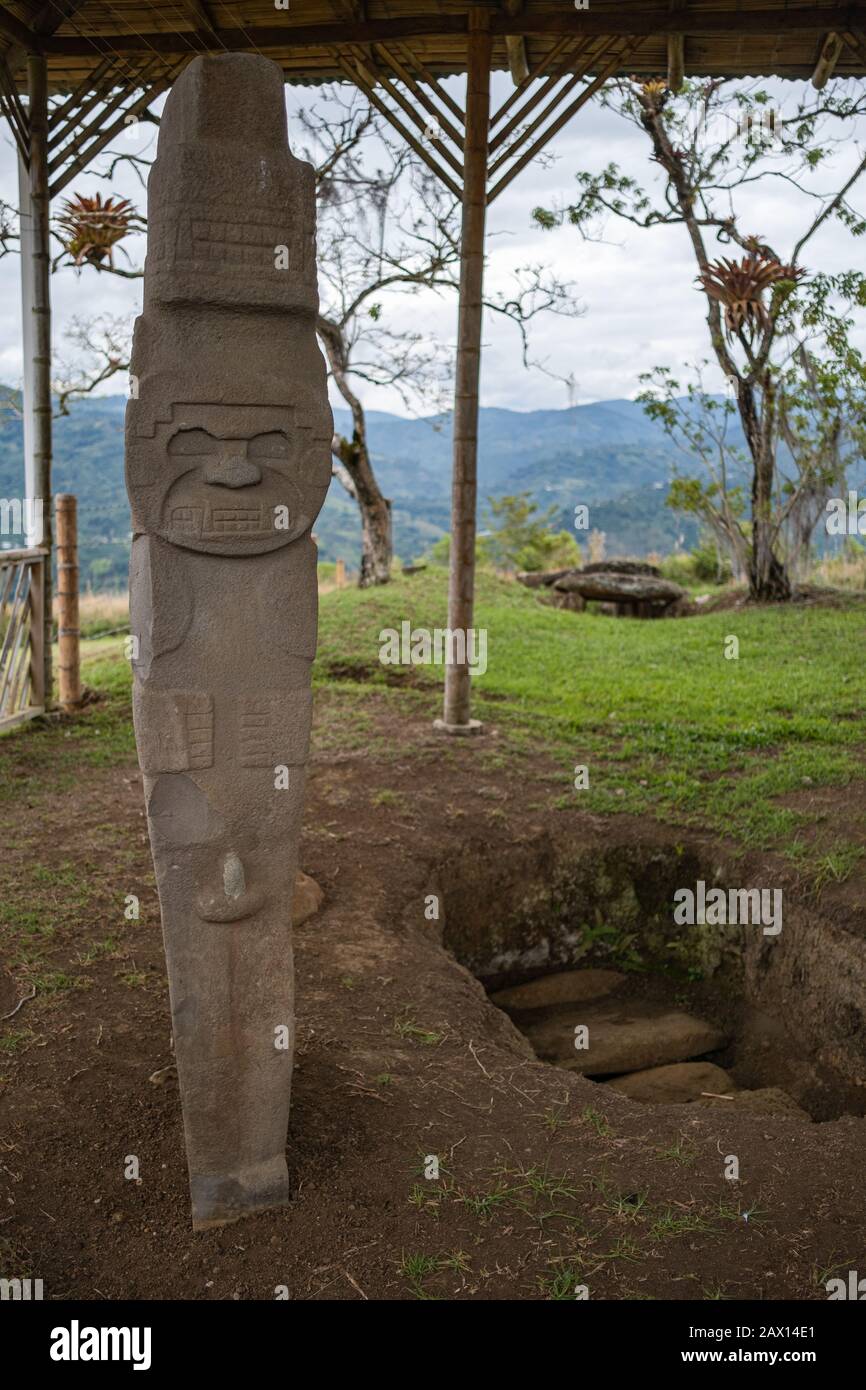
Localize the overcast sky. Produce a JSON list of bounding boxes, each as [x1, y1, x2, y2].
[[1, 71, 864, 417]]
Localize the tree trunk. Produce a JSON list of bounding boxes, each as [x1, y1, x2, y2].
[[334, 431, 392, 587], [640, 99, 794, 605], [318, 314, 392, 586], [739, 377, 792, 602]]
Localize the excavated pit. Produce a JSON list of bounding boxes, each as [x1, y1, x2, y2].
[[437, 830, 866, 1122]]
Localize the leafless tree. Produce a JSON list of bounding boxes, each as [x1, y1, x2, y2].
[[301, 87, 580, 585], [53, 314, 133, 416]]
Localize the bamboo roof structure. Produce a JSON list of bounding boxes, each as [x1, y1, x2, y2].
[[1, 3, 866, 94]]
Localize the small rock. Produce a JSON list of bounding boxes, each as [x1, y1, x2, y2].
[[606, 1061, 735, 1104], [490, 969, 625, 1013], [553, 569, 684, 605], [696, 1086, 809, 1118], [524, 1006, 727, 1075], [293, 871, 324, 926], [148, 1064, 177, 1086]]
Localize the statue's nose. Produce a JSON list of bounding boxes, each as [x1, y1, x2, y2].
[[203, 444, 262, 488]]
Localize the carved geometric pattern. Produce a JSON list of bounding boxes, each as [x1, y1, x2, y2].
[[185, 694, 214, 769], [133, 687, 213, 772], [239, 697, 274, 768]]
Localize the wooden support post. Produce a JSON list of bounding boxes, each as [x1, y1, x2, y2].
[[504, 0, 529, 84], [27, 551, 46, 713], [335, 557, 346, 588], [667, 33, 685, 90], [25, 53, 53, 705], [812, 32, 844, 88], [438, 11, 491, 734], [17, 152, 35, 525], [505, 36, 529, 85], [55, 493, 80, 710]]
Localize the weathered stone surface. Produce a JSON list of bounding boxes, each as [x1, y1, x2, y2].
[[293, 871, 324, 927], [516, 569, 572, 589], [524, 1006, 727, 1075], [606, 1061, 735, 1104], [490, 968, 625, 1013], [553, 570, 685, 605], [583, 560, 661, 577], [126, 54, 331, 1229], [696, 1086, 810, 1118]]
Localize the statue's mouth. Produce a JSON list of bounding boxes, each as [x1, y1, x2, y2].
[[159, 464, 308, 553], [170, 502, 270, 537]]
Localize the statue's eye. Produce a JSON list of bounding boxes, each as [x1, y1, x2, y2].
[[168, 429, 218, 455], [248, 431, 290, 459]]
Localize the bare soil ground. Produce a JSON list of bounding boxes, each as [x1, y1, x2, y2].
[[1, 687, 864, 1301]]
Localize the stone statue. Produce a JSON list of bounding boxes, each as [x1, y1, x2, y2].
[[125, 53, 332, 1229]]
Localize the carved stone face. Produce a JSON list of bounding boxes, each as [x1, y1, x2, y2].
[[163, 427, 304, 554], [127, 402, 330, 556]]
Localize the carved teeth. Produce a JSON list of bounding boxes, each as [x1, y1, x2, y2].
[[170, 504, 266, 535]]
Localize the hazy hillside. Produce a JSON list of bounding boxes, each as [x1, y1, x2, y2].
[[0, 390, 705, 588]]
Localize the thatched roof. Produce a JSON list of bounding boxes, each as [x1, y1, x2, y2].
[[1, 2, 865, 93]]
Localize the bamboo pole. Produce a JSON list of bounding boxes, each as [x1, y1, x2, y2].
[[490, 35, 573, 129], [439, 10, 491, 734], [55, 494, 81, 711], [667, 33, 686, 90], [355, 59, 464, 176], [394, 43, 465, 125], [811, 32, 844, 88], [50, 69, 176, 197], [377, 45, 465, 153], [505, 36, 529, 86], [0, 56, 30, 161], [335, 53, 462, 198], [488, 39, 602, 157], [27, 554, 45, 713], [27, 53, 53, 706], [487, 45, 632, 205]]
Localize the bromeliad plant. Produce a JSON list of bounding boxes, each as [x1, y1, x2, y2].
[[55, 192, 140, 271], [699, 254, 806, 342]]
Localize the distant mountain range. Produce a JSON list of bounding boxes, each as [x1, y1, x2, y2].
[[0, 390, 710, 588]]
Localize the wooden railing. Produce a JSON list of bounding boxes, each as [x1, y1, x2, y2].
[[0, 546, 47, 731]]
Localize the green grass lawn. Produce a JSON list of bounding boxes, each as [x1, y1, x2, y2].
[[315, 567, 866, 872], [4, 565, 864, 879]]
